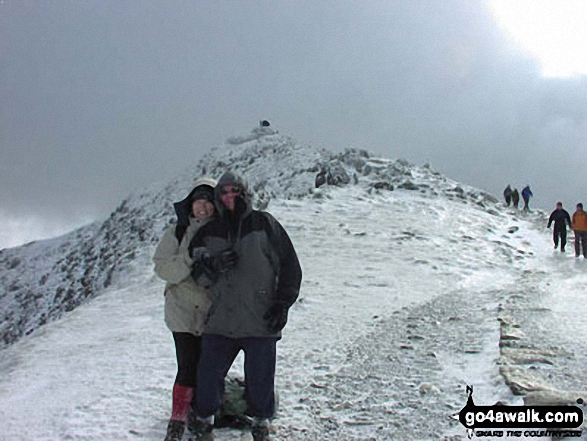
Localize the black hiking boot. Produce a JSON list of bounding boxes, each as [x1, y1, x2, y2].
[[164, 420, 185, 441], [252, 425, 271, 441], [186, 409, 197, 434], [187, 415, 214, 441], [251, 420, 271, 441]]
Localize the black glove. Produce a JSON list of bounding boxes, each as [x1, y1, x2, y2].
[[263, 303, 289, 333], [190, 247, 215, 282], [211, 249, 238, 273], [191, 248, 238, 282]]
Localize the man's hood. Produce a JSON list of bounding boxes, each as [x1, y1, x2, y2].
[[214, 171, 253, 219]]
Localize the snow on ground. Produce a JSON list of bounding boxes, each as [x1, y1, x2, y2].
[[0, 185, 585, 441]]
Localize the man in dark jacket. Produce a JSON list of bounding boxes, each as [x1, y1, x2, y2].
[[547, 202, 572, 252], [188, 171, 302, 441], [511, 188, 520, 209], [503, 185, 512, 206]]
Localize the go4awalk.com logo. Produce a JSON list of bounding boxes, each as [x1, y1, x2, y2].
[[452, 386, 585, 438]]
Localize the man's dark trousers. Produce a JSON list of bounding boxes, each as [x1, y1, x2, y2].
[[576, 231, 587, 257], [196, 334, 278, 419], [554, 225, 567, 251]]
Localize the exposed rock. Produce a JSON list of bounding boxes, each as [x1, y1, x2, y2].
[[482, 194, 500, 204], [314, 163, 351, 188], [499, 324, 526, 341], [523, 389, 587, 407], [372, 182, 394, 191], [398, 181, 419, 191], [8, 258, 21, 270], [315, 170, 327, 188], [326, 163, 351, 186], [499, 366, 551, 395], [418, 383, 440, 395]]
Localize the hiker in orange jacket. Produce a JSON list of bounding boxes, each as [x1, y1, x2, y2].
[[572, 203, 587, 258]]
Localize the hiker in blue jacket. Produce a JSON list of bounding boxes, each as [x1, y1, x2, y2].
[[522, 185, 533, 212]]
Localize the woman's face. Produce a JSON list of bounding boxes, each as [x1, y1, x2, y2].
[[192, 199, 215, 220]]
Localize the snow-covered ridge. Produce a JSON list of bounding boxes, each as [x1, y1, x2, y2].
[[0, 126, 506, 351]]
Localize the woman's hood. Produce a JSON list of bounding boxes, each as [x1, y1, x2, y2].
[[173, 176, 218, 227]]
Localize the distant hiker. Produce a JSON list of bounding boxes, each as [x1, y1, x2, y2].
[[511, 188, 520, 209], [153, 177, 218, 441], [503, 185, 512, 206], [572, 203, 587, 258], [188, 171, 302, 441], [521, 185, 533, 211], [547, 202, 572, 252]]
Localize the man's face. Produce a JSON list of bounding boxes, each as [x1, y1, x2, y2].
[[578, 205, 584, 212], [220, 185, 241, 212], [556, 204, 563, 210]]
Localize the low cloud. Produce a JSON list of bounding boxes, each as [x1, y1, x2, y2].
[[1, 0, 585, 246]]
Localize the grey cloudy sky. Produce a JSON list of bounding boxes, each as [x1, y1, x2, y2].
[[1, 0, 586, 248]]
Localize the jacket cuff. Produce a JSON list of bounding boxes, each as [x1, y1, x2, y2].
[[182, 247, 194, 267]]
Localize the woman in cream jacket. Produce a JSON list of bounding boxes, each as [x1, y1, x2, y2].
[[153, 176, 217, 441]]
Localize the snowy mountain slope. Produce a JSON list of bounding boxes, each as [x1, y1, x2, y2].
[[0, 126, 500, 351], [3, 142, 586, 440]]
